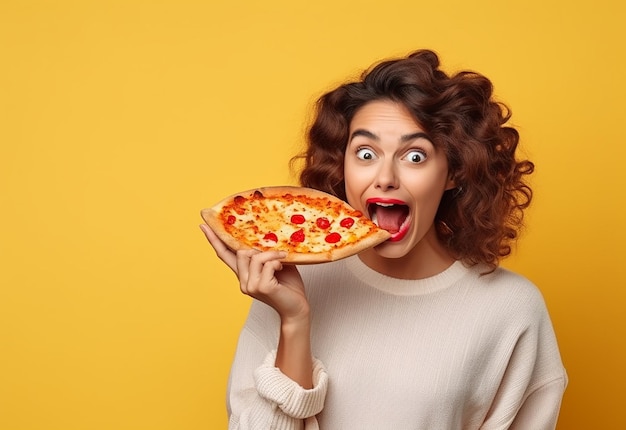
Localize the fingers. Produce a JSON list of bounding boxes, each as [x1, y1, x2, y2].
[[237, 249, 287, 296], [199, 223, 290, 300]]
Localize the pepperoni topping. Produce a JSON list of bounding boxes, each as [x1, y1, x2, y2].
[[227, 215, 236, 225], [290, 229, 305, 242], [291, 214, 306, 224], [234, 195, 246, 204], [263, 232, 278, 242], [340, 217, 355, 228], [316, 217, 331, 229], [325, 232, 341, 243]]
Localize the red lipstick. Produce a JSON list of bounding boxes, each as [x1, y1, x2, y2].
[[366, 197, 407, 205]]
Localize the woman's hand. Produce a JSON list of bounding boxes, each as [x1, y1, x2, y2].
[[200, 223, 314, 388], [199, 224, 309, 323]]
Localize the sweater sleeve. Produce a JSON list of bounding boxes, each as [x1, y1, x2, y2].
[[227, 303, 329, 430], [480, 290, 568, 430], [508, 377, 568, 430]]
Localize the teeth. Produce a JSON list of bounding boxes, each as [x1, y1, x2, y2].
[[376, 202, 395, 207]]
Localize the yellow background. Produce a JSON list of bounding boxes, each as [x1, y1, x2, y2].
[[1, 1, 624, 428]]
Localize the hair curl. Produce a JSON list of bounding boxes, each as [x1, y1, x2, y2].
[[292, 49, 534, 271]]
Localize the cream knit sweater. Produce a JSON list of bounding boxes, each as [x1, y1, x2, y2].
[[227, 256, 567, 429]]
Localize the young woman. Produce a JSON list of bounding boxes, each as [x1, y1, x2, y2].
[[200, 49, 567, 429]]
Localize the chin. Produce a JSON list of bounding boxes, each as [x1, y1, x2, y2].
[[371, 241, 412, 259]]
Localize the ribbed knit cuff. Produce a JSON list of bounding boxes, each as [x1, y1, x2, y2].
[[254, 350, 328, 419]]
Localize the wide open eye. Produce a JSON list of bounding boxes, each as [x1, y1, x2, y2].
[[404, 150, 427, 164], [356, 147, 377, 161]]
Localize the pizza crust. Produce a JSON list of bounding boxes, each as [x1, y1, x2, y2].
[[201, 186, 391, 264]]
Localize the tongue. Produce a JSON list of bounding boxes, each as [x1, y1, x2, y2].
[[375, 206, 408, 233]]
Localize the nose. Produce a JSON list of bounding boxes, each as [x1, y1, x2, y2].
[[374, 159, 399, 191]]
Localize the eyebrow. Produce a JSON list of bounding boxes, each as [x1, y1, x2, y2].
[[349, 129, 432, 144]]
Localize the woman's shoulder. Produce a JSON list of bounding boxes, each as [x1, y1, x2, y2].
[[479, 265, 544, 299], [464, 264, 553, 325]]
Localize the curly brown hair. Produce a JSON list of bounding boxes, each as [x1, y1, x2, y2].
[[292, 49, 534, 270]]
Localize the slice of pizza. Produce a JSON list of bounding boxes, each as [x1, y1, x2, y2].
[[201, 186, 391, 264]]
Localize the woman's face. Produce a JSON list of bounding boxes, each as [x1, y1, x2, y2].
[[344, 100, 455, 262]]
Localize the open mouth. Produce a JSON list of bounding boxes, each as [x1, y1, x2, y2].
[[367, 198, 410, 241]]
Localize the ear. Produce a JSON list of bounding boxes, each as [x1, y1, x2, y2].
[[444, 175, 456, 191]]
